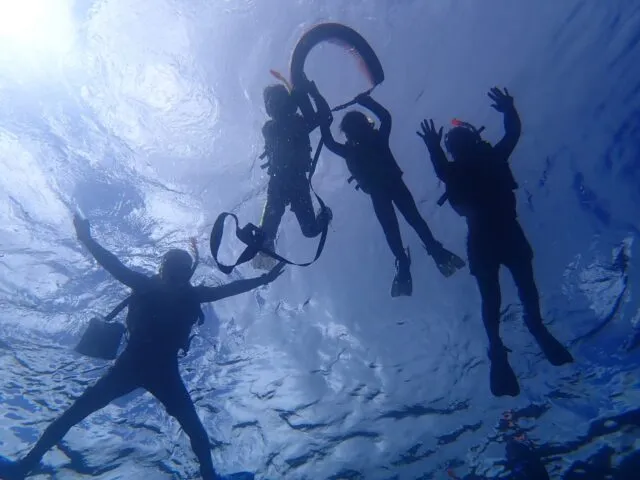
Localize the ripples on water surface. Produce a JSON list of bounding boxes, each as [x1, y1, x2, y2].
[[1, 0, 640, 478]]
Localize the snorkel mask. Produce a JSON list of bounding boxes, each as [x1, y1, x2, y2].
[[159, 239, 200, 284], [444, 118, 487, 160]]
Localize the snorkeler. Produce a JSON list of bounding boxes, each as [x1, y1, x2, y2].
[[307, 81, 465, 297], [418, 87, 573, 397], [252, 82, 332, 269], [0, 215, 284, 480]]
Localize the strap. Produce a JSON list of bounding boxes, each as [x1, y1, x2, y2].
[[437, 192, 449, 207], [210, 139, 329, 274], [104, 296, 131, 322], [331, 87, 375, 112], [208, 86, 383, 274]]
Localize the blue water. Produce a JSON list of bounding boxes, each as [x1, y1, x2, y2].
[[1, 0, 639, 479]]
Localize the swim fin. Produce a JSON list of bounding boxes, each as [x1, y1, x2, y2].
[[533, 328, 573, 366], [426, 244, 466, 278], [488, 345, 520, 397], [391, 251, 412, 297]]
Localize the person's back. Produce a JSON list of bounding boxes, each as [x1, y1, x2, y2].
[[262, 113, 312, 180], [125, 277, 203, 357], [445, 143, 518, 227], [341, 124, 404, 194]]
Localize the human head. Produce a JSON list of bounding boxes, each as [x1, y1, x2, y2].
[[340, 111, 374, 143], [444, 125, 485, 162], [159, 249, 193, 285], [263, 84, 296, 119]]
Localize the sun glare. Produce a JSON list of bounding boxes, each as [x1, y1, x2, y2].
[[0, 0, 74, 55]]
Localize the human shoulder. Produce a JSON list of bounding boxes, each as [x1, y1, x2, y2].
[[262, 119, 277, 137]]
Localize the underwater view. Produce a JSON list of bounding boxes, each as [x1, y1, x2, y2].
[[1, 0, 639, 478]]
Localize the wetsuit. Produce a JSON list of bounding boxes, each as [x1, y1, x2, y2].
[[424, 101, 571, 397], [317, 95, 441, 267], [260, 112, 325, 250], [10, 236, 272, 480], [426, 107, 546, 348]]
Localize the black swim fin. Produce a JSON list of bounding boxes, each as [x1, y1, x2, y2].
[[426, 244, 466, 278], [391, 250, 412, 297], [533, 329, 574, 366], [488, 346, 520, 397]]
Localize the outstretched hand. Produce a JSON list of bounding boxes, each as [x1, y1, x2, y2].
[[416, 119, 443, 149], [488, 87, 514, 112], [262, 261, 286, 284], [73, 214, 91, 242]]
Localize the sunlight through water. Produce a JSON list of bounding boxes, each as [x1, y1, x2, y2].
[[1, 1, 640, 479]]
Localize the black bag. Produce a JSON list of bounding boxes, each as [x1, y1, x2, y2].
[[74, 297, 130, 360]]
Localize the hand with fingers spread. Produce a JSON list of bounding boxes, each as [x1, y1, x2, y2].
[[416, 119, 443, 150], [488, 87, 515, 112]]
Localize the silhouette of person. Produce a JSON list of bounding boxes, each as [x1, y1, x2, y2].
[[418, 87, 573, 397], [253, 83, 332, 269], [0, 215, 284, 480], [307, 81, 464, 297]]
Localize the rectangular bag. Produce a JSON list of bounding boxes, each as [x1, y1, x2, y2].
[[75, 317, 126, 360], [74, 297, 130, 360]]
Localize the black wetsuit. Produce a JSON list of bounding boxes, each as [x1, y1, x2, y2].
[[427, 107, 545, 348], [13, 237, 271, 480], [318, 96, 440, 266], [260, 114, 325, 250]]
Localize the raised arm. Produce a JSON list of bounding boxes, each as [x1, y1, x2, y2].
[[356, 94, 392, 141], [307, 84, 350, 158], [73, 215, 150, 290], [196, 262, 285, 303], [417, 119, 450, 182], [488, 87, 521, 162]]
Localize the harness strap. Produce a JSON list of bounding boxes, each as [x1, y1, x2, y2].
[[104, 296, 130, 322], [209, 86, 385, 274], [210, 132, 330, 274]]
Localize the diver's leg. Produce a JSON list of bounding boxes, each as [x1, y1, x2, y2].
[[390, 180, 438, 249], [371, 193, 406, 262], [391, 180, 465, 277], [147, 364, 218, 480], [259, 179, 287, 251], [371, 192, 412, 296], [18, 361, 138, 474], [475, 269, 503, 349], [474, 263, 520, 397], [290, 180, 330, 238], [506, 234, 573, 366]]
